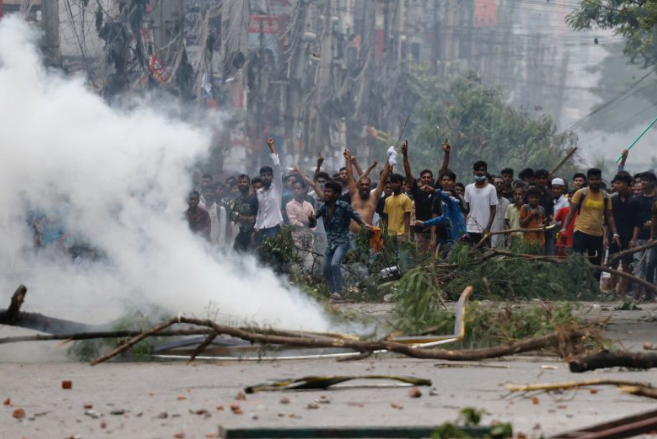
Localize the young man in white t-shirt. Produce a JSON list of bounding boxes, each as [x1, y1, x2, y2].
[[464, 160, 498, 246]]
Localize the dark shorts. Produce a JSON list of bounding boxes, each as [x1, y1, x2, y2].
[[609, 240, 632, 266]]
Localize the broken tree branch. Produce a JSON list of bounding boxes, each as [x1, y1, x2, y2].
[[549, 146, 578, 179], [90, 314, 593, 366], [0, 285, 27, 324], [593, 265, 657, 297], [619, 385, 657, 400], [506, 379, 652, 393], [488, 225, 557, 237], [90, 319, 178, 365], [487, 249, 657, 297], [607, 240, 657, 266], [570, 350, 657, 373], [0, 329, 215, 345], [188, 331, 218, 363]]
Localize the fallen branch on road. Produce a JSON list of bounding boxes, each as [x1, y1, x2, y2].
[[90, 314, 594, 366], [570, 350, 657, 373], [506, 379, 653, 393], [619, 385, 657, 400], [0, 329, 214, 345]]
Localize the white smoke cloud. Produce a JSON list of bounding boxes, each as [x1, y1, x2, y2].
[[0, 17, 329, 331]]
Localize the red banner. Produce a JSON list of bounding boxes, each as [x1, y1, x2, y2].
[[149, 55, 170, 84]]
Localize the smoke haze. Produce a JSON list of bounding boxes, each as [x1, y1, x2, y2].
[[0, 17, 329, 331]]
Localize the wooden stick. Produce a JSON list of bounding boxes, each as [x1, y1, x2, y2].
[[607, 240, 657, 266], [593, 265, 657, 297], [491, 249, 562, 261], [506, 379, 652, 393], [188, 331, 218, 363], [90, 319, 178, 365], [91, 315, 592, 366], [488, 225, 557, 237], [619, 385, 657, 399], [570, 350, 657, 373], [0, 329, 215, 345], [549, 146, 578, 179]]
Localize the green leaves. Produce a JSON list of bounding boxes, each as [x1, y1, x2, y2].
[[567, 0, 657, 69], [407, 68, 577, 180]]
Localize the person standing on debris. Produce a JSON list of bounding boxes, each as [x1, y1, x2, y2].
[[254, 138, 283, 246], [607, 172, 635, 296], [534, 169, 555, 254], [309, 169, 330, 253], [630, 171, 657, 296], [186, 191, 211, 241], [344, 149, 391, 239], [414, 188, 468, 248], [309, 181, 370, 301], [401, 140, 441, 255], [561, 168, 621, 274], [286, 179, 315, 247], [519, 188, 547, 246], [464, 161, 498, 246], [383, 173, 413, 242], [200, 185, 226, 247], [505, 186, 526, 246], [231, 174, 258, 252], [491, 176, 510, 248]]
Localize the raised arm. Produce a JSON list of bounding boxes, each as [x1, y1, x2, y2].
[[313, 153, 324, 181], [401, 139, 415, 189], [359, 159, 379, 181], [618, 149, 629, 172], [439, 141, 451, 173], [292, 166, 324, 200], [351, 154, 364, 178], [268, 138, 282, 194], [344, 149, 358, 196], [373, 159, 392, 199]]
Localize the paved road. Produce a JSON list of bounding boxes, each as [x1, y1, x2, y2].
[[2, 302, 657, 438]]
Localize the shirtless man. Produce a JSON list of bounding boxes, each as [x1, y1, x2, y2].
[[344, 149, 391, 233]]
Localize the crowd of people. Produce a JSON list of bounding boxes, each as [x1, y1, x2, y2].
[[181, 137, 657, 302]]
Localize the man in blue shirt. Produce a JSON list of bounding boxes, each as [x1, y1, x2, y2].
[[309, 180, 370, 301]]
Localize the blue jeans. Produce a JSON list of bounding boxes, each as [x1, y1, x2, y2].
[[634, 239, 657, 284], [323, 243, 350, 294]]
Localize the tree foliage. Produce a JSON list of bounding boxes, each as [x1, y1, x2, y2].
[[407, 67, 578, 179], [567, 0, 657, 68]]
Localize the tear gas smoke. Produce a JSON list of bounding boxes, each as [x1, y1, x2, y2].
[[0, 17, 329, 330]]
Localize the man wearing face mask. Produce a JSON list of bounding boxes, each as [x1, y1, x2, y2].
[[464, 161, 498, 246], [254, 138, 283, 245]]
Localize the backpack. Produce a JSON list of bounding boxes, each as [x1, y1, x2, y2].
[[576, 188, 609, 217]]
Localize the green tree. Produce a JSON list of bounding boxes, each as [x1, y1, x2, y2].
[[567, 0, 657, 68], [407, 67, 578, 180]]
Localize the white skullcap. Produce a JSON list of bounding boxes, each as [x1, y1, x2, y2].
[[552, 178, 565, 186]]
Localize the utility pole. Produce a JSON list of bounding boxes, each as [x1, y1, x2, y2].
[[312, 0, 333, 156], [41, 0, 60, 66]]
